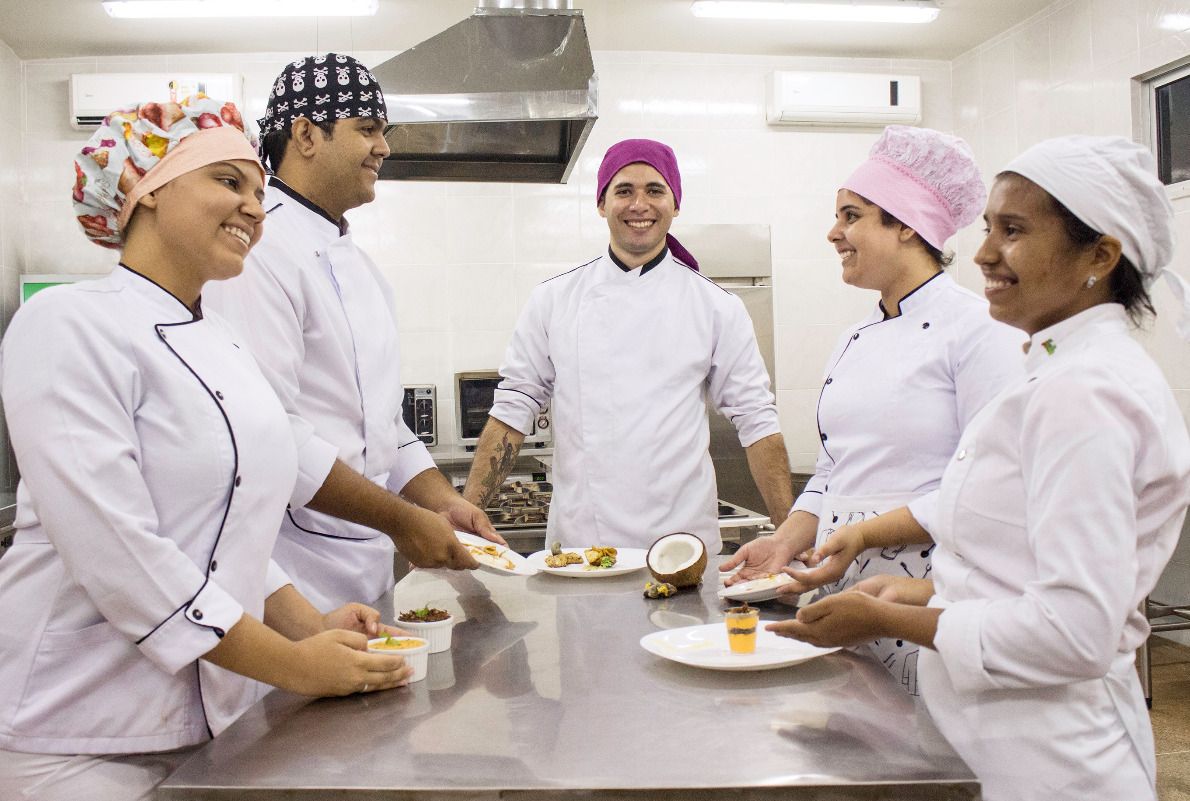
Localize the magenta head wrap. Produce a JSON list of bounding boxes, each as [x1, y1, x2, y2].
[[842, 126, 985, 251], [596, 138, 698, 271]]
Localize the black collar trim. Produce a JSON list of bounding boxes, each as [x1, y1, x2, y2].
[[880, 270, 943, 319], [268, 177, 347, 236], [119, 263, 202, 321], [608, 246, 669, 276]]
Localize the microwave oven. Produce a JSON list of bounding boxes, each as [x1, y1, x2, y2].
[[455, 371, 551, 449]]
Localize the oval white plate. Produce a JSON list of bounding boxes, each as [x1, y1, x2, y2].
[[717, 570, 804, 603], [640, 623, 837, 671], [526, 547, 648, 577], [456, 532, 537, 576]]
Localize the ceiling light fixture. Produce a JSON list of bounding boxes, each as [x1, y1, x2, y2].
[[102, 0, 378, 18], [690, 0, 940, 24]]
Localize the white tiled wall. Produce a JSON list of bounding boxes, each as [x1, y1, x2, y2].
[[5, 47, 953, 476]]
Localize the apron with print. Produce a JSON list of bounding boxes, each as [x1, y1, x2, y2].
[[814, 491, 933, 697]]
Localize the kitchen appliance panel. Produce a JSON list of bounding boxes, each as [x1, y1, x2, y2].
[[401, 385, 437, 446], [455, 370, 552, 448]]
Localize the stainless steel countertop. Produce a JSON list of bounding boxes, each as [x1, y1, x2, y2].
[[159, 558, 978, 800]]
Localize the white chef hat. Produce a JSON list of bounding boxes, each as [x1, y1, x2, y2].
[[1004, 135, 1190, 340]]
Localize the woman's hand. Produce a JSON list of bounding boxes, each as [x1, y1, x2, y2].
[[790, 523, 866, 591], [286, 629, 413, 697], [847, 575, 935, 606], [720, 535, 802, 585], [721, 511, 818, 587], [321, 603, 411, 639], [766, 592, 888, 648]]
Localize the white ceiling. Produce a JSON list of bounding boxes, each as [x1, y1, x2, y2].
[[2, 0, 1052, 62]]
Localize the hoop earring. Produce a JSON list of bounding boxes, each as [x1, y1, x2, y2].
[[1085, 275, 1098, 289]]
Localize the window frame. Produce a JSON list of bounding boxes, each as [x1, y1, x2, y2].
[[1141, 57, 1190, 201]]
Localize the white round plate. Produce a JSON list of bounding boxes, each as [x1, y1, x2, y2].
[[526, 547, 648, 577], [717, 569, 805, 603], [640, 623, 837, 671], [456, 532, 537, 577]]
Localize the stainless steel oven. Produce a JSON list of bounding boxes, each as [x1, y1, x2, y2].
[[455, 371, 552, 449]]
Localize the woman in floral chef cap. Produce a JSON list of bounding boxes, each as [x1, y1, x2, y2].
[[0, 96, 412, 800], [723, 126, 1026, 695]]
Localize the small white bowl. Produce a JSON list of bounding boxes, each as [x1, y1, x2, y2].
[[367, 636, 429, 683], [394, 614, 454, 653]]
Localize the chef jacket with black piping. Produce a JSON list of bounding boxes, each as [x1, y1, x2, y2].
[[490, 250, 780, 554], [917, 303, 1190, 801], [0, 267, 337, 754], [792, 272, 1026, 529], [203, 179, 435, 612]]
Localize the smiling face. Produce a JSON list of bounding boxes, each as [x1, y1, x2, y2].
[[976, 173, 1113, 336], [144, 159, 266, 291], [826, 189, 911, 293], [598, 163, 679, 267], [309, 116, 390, 219]]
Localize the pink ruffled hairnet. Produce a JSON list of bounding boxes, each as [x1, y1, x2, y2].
[[72, 95, 260, 249], [842, 126, 986, 251]]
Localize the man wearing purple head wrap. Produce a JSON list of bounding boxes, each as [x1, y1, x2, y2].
[[463, 139, 793, 554]]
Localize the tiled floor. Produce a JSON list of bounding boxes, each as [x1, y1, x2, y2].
[[1151, 636, 1190, 800]]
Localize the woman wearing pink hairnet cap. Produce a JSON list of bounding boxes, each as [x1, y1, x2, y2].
[[0, 97, 412, 800], [771, 135, 1190, 800], [723, 126, 1025, 695]]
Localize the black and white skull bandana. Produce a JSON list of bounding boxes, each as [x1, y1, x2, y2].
[[258, 53, 388, 135]]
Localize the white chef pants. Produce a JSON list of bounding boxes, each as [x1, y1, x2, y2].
[[0, 745, 199, 800]]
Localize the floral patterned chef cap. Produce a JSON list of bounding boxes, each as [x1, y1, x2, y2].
[[72, 95, 260, 249]]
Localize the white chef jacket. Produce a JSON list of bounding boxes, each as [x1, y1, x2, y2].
[[0, 267, 335, 754], [919, 303, 1190, 801], [203, 180, 436, 611], [490, 251, 780, 553], [792, 272, 1025, 531]]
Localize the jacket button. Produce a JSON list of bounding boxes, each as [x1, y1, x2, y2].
[[235, 476, 242, 487], [820, 432, 828, 441], [922, 322, 930, 329], [852, 333, 859, 341], [215, 391, 224, 400], [957, 449, 967, 461], [825, 377, 833, 385], [192, 609, 203, 620], [210, 560, 218, 572]]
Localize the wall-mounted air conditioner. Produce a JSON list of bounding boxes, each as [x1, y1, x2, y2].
[[765, 71, 921, 127], [70, 73, 243, 130]]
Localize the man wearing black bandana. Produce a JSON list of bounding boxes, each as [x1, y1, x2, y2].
[[205, 54, 503, 612]]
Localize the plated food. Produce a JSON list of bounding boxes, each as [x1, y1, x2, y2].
[[526, 546, 648, 578], [455, 532, 538, 576], [396, 607, 454, 653], [639, 624, 838, 671], [717, 569, 804, 603], [367, 635, 430, 682]]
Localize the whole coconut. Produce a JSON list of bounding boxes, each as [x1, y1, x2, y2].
[[646, 532, 708, 588]]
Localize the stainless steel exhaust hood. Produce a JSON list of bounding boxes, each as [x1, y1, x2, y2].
[[371, 2, 598, 183]]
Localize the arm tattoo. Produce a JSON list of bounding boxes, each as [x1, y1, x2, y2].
[[476, 433, 522, 508]]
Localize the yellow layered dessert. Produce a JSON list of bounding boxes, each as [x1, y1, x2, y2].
[[725, 603, 760, 654]]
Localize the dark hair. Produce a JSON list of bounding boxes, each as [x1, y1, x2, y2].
[[878, 208, 954, 268], [1048, 195, 1154, 324], [260, 117, 338, 173]]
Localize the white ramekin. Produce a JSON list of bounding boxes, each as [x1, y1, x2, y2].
[[394, 615, 454, 653], [368, 636, 429, 682]]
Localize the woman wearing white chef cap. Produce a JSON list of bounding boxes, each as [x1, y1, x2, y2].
[[0, 97, 412, 801], [723, 125, 1025, 695], [772, 135, 1190, 801]]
